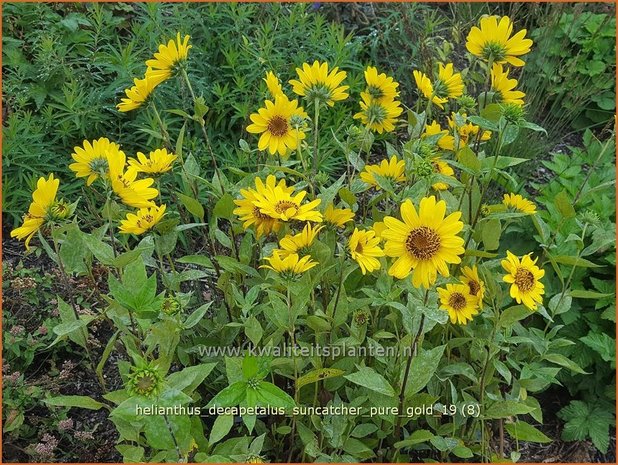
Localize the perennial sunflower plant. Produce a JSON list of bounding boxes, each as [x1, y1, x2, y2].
[[12, 10, 603, 463]]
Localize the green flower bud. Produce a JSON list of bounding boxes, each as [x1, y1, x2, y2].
[[126, 363, 164, 399], [501, 103, 525, 125], [161, 296, 181, 316], [415, 158, 434, 178], [457, 94, 477, 112], [353, 309, 370, 326]]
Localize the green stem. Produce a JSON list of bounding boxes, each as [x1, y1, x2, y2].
[[394, 290, 429, 442], [180, 68, 226, 195], [312, 99, 320, 190], [150, 102, 172, 150], [462, 123, 506, 251], [51, 231, 102, 388]]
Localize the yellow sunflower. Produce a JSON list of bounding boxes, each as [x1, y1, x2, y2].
[[438, 283, 480, 325], [362, 66, 400, 103], [278, 223, 323, 257], [246, 94, 307, 157], [466, 15, 533, 67], [128, 148, 177, 175], [502, 251, 545, 310], [382, 196, 465, 288], [414, 64, 463, 109], [108, 154, 158, 208], [360, 155, 406, 189], [261, 251, 318, 276], [449, 114, 492, 149], [353, 93, 403, 134], [117, 70, 167, 112], [491, 64, 525, 105], [372, 221, 387, 240], [69, 137, 125, 186], [233, 175, 294, 238], [289, 60, 349, 106], [503, 193, 536, 214], [145, 33, 192, 80], [119, 205, 166, 235], [348, 228, 385, 275], [431, 157, 455, 191], [264, 71, 284, 98], [11, 174, 71, 250], [251, 180, 322, 223], [423, 121, 455, 151], [434, 63, 464, 104], [413, 70, 446, 108], [324, 203, 355, 228], [459, 265, 485, 306]]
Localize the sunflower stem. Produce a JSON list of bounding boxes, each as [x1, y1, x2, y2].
[[51, 230, 102, 390], [476, 298, 499, 461], [150, 102, 172, 150], [180, 68, 226, 196], [394, 290, 429, 442], [312, 98, 320, 193], [463, 122, 506, 250], [287, 286, 299, 463]]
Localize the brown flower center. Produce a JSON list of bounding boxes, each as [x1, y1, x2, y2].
[[406, 226, 441, 260], [467, 280, 481, 296], [355, 242, 364, 254], [448, 292, 467, 311], [267, 116, 289, 137], [252, 206, 271, 220], [514, 268, 535, 292], [275, 200, 298, 215]]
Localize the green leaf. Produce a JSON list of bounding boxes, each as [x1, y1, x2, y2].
[[344, 366, 396, 397], [166, 363, 217, 394], [394, 429, 435, 448], [484, 400, 535, 419], [81, 232, 115, 265], [499, 305, 532, 328], [44, 395, 106, 410], [481, 219, 501, 251], [457, 146, 481, 173], [404, 345, 445, 396], [177, 192, 205, 221], [570, 289, 613, 299], [350, 423, 378, 438], [558, 401, 613, 453], [452, 445, 474, 458], [554, 190, 576, 219], [116, 445, 145, 463], [209, 415, 234, 445], [55, 297, 89, 348], [296, 368, 345, 390], [543, 353, 588, 374], [342, 437, 375, 460], [552, 255, 602, 268], [505, 421, 551, 443], [244, 315, 263, 345], [547, 293, 572, 315], [207, 382, 247, 408], [483, 156, 528, 169], [213, 193, 236, 220], [177, 254, 214, 269], [255, 382, 296, 409], [579, 332, 616, 362], [467, 115, 498, 131], [184, 302, 213, 329], [96, 331, 119, 387]]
